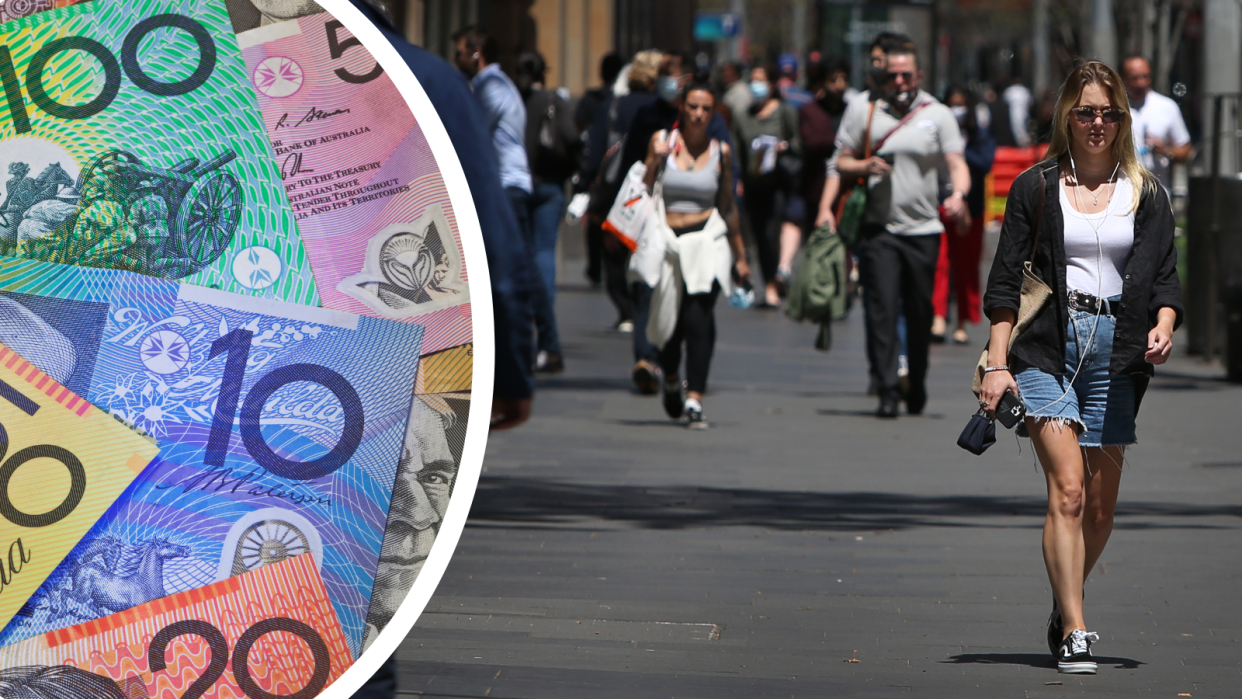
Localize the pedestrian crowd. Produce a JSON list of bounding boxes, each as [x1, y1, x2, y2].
[[340, 1, 1191, 690]]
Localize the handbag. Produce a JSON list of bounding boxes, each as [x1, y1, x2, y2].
[[957, 409, 997, 455], [837, 100, 931, 248], [971, 165, 1054, 396], [604, 129, 680, 253]]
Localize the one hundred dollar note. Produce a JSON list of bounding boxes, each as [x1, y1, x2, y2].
[[0, 553, 353, 699], [0, 0, 319, 304], [237, 12, 472, 356], [0, 255, 424, 656], [0, 0, 89, 25], [0, 339, 158, 633]]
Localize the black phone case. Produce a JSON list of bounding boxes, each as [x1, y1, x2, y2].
[[996, 391, 1026, 429]]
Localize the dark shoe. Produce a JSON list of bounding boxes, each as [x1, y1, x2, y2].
[[1057, 629, 1098, 674], [952, 328, 970, 345], [534, 351, 564, 374], [1047, 599, 1063, 657], [929, 332, 946, 344], [632, 360, 660, 395], [876, 392, 899, 419], [662, 379, 685, 419], [905, 383, 927, 415]]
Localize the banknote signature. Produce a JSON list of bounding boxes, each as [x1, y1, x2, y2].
[[274, 106, 353, 131], [154, 465, 332, 506]]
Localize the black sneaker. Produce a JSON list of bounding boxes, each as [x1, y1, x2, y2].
[[1057, 629, 1099, 674], [1047, 599, 1063, 657], [662, 379, 685, 419]]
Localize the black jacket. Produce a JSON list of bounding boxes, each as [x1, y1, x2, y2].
[[983, 162, 1183, 377]]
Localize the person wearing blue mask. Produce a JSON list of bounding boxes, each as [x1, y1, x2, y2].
[[732, 63, 801, 307]]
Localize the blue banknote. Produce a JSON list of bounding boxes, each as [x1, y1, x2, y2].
[[0, 256, 422, 656]]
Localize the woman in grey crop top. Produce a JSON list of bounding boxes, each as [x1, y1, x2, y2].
[[635, 78, 747, 429]]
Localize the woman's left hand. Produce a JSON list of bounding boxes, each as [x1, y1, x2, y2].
[[1145, 322, 1174, 365]]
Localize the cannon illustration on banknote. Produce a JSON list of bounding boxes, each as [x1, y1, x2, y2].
[[3, 148, 243, 278]]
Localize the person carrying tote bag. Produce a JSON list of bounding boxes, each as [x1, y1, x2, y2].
[[640, 78, 748, 430], [978, 61, 1182, 675]]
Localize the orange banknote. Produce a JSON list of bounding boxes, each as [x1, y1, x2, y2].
[[0, 553, 353, 698]]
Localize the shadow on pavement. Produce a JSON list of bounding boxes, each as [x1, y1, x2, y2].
[[942, 653, 1143, 669], [467, 477, 1242, 532]]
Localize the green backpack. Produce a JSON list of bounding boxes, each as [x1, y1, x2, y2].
[[785, 223, 848, 350]]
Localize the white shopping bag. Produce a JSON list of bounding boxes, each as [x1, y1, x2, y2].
[[602, 160, 650, 252]]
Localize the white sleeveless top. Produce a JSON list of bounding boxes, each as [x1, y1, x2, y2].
[[1059, 175, 1135, 299]]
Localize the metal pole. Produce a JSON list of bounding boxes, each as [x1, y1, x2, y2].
[[1091, 0, 1116, 66], [1209, 95, 1223, 362], [1033, 0, 1049, 95]]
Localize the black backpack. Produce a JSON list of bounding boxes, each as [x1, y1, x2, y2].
[[527, 89, 578, 183]]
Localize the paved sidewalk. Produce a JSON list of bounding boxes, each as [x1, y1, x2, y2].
[[394, 250, 1242, 697]]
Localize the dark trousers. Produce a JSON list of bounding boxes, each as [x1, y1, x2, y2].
[[601, 230, 633, 325], [507, 186, 561, 355], [632, 280, 658, 363], [349, 654, 396, 699], [585, 212, 604, 284], [658, 283, 721, 394], [741, 182, 787, 285], [858, 227, 941, 395]]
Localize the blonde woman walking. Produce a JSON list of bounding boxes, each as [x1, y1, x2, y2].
[[980, 61, 1182, 674]]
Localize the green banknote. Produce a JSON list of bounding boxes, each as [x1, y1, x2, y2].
[[0, 0, 319, 304]]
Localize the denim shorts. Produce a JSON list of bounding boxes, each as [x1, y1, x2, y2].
[[1013, 298, 1136, 447]]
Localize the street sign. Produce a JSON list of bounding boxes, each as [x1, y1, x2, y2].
[[694, 12, 741, 41]]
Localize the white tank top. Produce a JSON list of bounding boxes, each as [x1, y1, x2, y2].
[[1059, 175, 1135, 298]]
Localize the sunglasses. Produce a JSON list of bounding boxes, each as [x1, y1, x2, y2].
[[1072, 106, 1126, 125], [886, 71, 914, 83]]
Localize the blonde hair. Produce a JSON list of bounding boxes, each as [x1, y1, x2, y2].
[[1044, 60, 1156, 211], [628, 50, 663, 92]]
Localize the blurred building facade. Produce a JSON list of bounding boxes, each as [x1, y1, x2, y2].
[[385, 0, 696, 95]]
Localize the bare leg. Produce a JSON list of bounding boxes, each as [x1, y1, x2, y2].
[[1082, 446, 1124, 580], [777, 221, 802, 272], [1029, 417, 1089, 637]]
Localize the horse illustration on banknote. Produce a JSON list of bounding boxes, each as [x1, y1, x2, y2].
[[49, 537, 191, 617], [1, 148, 243, 279]]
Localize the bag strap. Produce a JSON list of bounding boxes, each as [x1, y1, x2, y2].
[[1026, 164, 1049, 263], [873, 100, 932, 152], [856, 102, 876, 186]]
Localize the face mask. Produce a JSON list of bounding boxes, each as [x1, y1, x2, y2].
[[887, 86, 915, 109], [657, 76, 680, 104], [950, 105, 969, 121], [749, 80, 770, 102]]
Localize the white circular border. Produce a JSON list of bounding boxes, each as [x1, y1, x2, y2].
[[313, 1, 495, 695]]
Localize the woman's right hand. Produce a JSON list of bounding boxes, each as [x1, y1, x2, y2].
[[979, 368, 1019, 419], [653, 137, 671, 159]]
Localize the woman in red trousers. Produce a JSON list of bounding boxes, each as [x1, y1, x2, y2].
[[933, 85, 996, 344]]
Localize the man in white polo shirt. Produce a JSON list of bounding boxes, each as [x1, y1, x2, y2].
[[837, 45, 971, 418], [1122, 55, 1191, 193]]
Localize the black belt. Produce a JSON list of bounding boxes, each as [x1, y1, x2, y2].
[[1068, 290, 1113, 316]]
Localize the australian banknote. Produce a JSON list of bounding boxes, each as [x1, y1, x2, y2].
[[0, 0, 319, 304], [0, 340, 158, 633], [0, 553, 353, 699], [363, 343, 470, 650], [0, 0, 89, 24], [237, 12, 472, 356], [0, 255, 424, 656]]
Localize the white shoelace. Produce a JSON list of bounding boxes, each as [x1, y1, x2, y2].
[[1065, 629, 1100, 657]]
